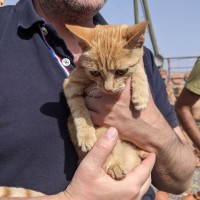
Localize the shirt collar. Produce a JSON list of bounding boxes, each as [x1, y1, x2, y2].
[[15, 0, 107, 30], [16, 0, 45, 30]]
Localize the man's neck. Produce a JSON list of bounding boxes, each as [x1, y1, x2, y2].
[[33, 0, 96, 61]]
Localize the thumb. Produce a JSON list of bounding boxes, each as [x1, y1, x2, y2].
[[83, 127, 118, 168]]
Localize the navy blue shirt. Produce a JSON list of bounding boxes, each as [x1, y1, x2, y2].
[[0, 0, 178, 198]]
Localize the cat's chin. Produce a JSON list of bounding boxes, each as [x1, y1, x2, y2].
[[103, 89, 123, 95]]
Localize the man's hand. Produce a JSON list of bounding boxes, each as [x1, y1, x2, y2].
[[63, 127, 156, 200], [84, 78, 163, 152], [84, 79, 196, 194], [84, 79, 133, 136]]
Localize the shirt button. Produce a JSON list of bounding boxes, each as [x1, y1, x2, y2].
[[62, 58, 71, 67], [40, 27, 48, 36]]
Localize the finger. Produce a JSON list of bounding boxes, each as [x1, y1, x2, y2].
[[84, 83, 102, 98], [137, 175, 152, 200], [88, 110, 105, 127], [118, 154, 155, 200], [82, 127, 118, 168], [85, 97, 99, 112], [128, 153, 156, 185]]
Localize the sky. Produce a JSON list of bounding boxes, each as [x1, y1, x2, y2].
[[4, 0, 200, 72]]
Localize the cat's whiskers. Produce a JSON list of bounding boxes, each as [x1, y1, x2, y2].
[[87, 86, 102, 98]]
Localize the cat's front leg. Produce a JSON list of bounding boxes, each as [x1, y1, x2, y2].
[[102, 139, 141, 180], [131, 61, 149, 111], [74, 117, 97, 152], [63, 75, 97, 152]]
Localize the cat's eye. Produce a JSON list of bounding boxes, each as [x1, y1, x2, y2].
[[115, 69, 128, 76], [90, 71, 101, 77]]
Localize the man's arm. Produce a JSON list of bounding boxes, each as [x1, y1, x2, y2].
[[175, 87, 200, 149], [125, 93, 196, 194], [86, 81, 196, 194]]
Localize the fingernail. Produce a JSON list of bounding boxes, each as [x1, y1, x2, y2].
[[105, 127, 117, 140]]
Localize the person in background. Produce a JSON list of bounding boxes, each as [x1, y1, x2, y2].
[[183, 71, 200, 130], [175, 57, 200, 158], [159, 68, 176, 105], [0, 0, 196, 199]]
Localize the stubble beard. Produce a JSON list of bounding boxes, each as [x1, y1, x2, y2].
[[39, 0, 107, 25]]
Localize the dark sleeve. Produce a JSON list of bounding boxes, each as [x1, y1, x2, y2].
[[143, 47, 179, 128], [0, 6, 13, 36]]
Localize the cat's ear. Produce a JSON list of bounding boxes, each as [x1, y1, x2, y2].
[[65, 24, 95, 51], [124, 21, 148, 49]]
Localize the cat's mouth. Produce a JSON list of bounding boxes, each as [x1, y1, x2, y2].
[[102, 87, 124, 94]]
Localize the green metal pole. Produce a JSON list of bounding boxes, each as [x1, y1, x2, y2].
[[134, 0, 139, 24], [142, 0, 159, 55]]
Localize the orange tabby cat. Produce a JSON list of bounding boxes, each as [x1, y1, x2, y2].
[[63, 21, 149, 179], [0, 21, 149, 197]]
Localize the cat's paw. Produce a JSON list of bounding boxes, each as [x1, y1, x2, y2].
[[134, 101, 148, 111], [138, 150, 149, 159], [77, 128, 97, 152], [105, 164, 127, 180], [132, 93, 149, 111]]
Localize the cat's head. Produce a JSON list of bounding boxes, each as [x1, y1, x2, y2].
[[65, 22, 148, 94]]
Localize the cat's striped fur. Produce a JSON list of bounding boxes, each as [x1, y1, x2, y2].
[[63, 21, 149, 176], [0, 186, 45, 197]]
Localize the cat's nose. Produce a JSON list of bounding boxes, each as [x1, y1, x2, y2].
[[104, 85, 114, 93], [104, 81, 114, 93]]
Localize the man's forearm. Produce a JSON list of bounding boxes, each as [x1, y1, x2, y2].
[[143, 115, 196, 194], [119, 116, 196, 194], [151, 128, 196, 194]]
